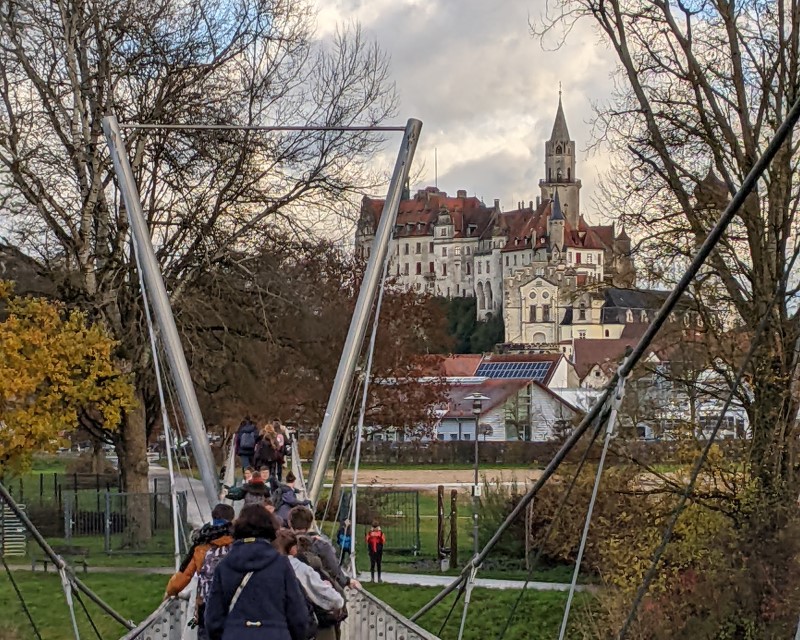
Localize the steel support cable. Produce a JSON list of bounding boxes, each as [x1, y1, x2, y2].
[[559, 374, 627, 640], [132, 235, 184, 570], [0, 482, 135, 629], [2, 555, 43, 640], [411, 92, 800, 624], [59, 566, 82, 639], [495, 406, 611, 640], [72, 589, 104, 640], [349, 260, 391, 576], [438, 582, 467, 636], [617, 281, 783, 639]]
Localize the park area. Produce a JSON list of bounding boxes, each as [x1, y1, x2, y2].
[[0, 455, 590, 639]]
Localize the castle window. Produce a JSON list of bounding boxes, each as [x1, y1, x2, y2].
[[466, 246, 471, 255], [440, 228, 447, 237], [403, 263, 409, 275], [486, 261, 490, 274], [442, 264, 447, 276], [442, 247, 447, 257], [542, 305, 551, 322], [404, 243, 409, 255], [505, 256, 509, 266], [416, 242, 421, 254], [416, 262, 422, 275], [567, 167, 571, 181], [529, 305, 537, 322], [466, 263, 472, 275], [478, 262, 482, 274], [454, 247, 461, 256]]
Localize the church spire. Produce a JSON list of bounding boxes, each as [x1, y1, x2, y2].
[[550, 189, 565, 221], [549, 91, 570, 142]]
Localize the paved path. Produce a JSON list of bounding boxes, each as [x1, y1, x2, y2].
[[355, 571, 590, 592], [148, 465, 211, 528]]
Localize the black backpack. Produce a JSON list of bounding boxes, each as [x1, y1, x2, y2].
[[239, 427, 256, 453], [296, 546, 348, 629]]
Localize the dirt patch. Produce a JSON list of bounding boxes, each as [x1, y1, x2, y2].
[[337, 468, 541, 487]]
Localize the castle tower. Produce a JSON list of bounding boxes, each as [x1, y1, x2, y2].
[[539, 93, 581, 226]]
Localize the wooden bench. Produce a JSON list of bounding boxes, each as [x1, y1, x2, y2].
[[31, 546, 89, 574]]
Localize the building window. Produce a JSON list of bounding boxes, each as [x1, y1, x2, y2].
[[599, 254, 603, 264], [396, 264, 400, 276], [575, 252, 582, 264], [442, 264, 447, 276], [442, 247, 447, 257], [416, 242, 421, 254], [513, 255, 517, 266], [529, 305, 537, 322], [462, 433, 471, 441], [478, 262, 482, 275], [579, 303, 586, 321], [416, 262, 422, 275], [449, 434, 457, 441], [605, 329, 610, 337], [403, 263, 409, 275], [466, 247, 471, 255], [456, 284, 460, 294], [404, 243, 409, 255], [587, 253, 593, 264], [447, 287, 451, 297], [486, 261, 490, 274], [578, 330, 587, 339], [440, 228, 447, 237], [505, 256, 509, 267], [542, 305, 551, 322], [429, 242, 434, 252], [466, 263, 472, 275], [396, 244, 400, 255], [429, 261, 434, 273]]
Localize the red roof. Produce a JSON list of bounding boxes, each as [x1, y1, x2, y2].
[[572, 339, 635, 379], [413, 354, 482, 377], [362, 188, 494, 239]]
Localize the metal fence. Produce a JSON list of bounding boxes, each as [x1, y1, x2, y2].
[[338, 488, 421, 554], [63, 490, 189, 555]]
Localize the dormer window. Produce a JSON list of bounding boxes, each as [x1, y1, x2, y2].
[[626, 309, 634, 323], [468, 224, 477, 235]]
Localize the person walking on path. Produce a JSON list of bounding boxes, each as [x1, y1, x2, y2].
[[204, 505, 308, 640], [166, 504, 235, 607], [272, 472, 311, 526], [273, 530, 345, 640], [336, 519, 352, 566], [254, 423, 279, 479], [366, 521, 385, 583], [289, 506, 361, 591], [224, 471, 272, 508], [235, 417, 259, 472], [272, 419, 290, 482]]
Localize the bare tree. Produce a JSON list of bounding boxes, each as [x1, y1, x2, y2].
[[534, 0, 800, 488], [0, 0, 396, 541]]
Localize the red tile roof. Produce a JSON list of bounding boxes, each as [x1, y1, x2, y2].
[[444, 379, 530, 418], [572, 339, 635, 379], [413, 354, 483, 377]]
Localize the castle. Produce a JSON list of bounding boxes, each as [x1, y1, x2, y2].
[[356, 97, 647, 353]]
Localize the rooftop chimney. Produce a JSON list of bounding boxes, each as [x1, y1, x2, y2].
[[457, 189, 467, 198], [529, 200, 533, 209], [494, 198, 500, 212]]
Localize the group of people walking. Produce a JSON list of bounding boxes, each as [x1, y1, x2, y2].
[[235, 417, 291, 482], [166, 502, 360, 640]]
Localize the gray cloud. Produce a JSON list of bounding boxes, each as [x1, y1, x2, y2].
[[318, 0, 617, 224]]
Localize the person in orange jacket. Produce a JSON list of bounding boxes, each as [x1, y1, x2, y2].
[[365, 521, 386, 583], [165, 503, 235, 599]]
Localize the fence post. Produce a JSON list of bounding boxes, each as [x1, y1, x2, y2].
[[450, 489, 458, 569], [64, 494, 72, 544], [104, 492, 111, 554], [437, 485, 444, 564], [414, 490, 420, 556], [73, 473, 78, 494]]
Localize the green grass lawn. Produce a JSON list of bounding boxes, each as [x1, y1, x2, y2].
[[0, 572, 166, 640], [0, 572, 588, 640], [365, 583, 588, 639]]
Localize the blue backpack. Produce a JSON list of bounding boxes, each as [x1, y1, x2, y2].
[[239, 428, 256, 453]]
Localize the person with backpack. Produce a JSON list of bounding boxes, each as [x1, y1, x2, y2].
[[235, 417, 259, 472], [273, 530, 344, 640], [366, 521, 386, 583], [272, 472, 311, 526], [254, 423, 279, 478], [195, 514, 237, 640], [336, 519, 352, 566], [224, 471, 272, 508], [288, 506, 361, 591], [204, 505, 308, 640], [166, 504, 235, 602], [272, 419, 291, 481]]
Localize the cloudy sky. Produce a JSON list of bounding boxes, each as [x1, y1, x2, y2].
[[317, 0, 619, 225]]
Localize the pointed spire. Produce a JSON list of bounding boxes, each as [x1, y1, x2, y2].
[[550, 190, 565, 221], [550, 92, 570, 142]]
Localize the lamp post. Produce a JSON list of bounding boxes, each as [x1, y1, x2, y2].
[[465, 392, 489, 557]]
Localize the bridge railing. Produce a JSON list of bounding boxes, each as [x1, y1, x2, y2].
[[342, 587, 440, 640]]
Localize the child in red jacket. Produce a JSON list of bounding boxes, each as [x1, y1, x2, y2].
[[365, 521, 386, 583]]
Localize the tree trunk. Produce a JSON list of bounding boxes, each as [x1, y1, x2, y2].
[[116, 390, 152, 546]]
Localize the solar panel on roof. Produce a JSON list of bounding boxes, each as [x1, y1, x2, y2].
[[475, 361, 553, 381]]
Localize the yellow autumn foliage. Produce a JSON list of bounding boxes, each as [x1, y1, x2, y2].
[[0, 282, 135, 472]]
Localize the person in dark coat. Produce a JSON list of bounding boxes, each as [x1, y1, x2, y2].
[[271, 472, 311, 525], [235, 417, 260, 472], [204, 505, 309, 640]]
